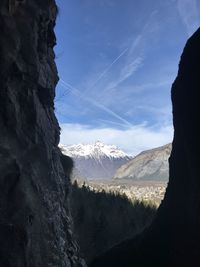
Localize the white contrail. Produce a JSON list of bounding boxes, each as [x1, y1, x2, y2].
[[177, 0, 199, 36], [59, 79, 132, 128], [57, 47, 129, 102], [98, 119, 130, 128], [55, 86, 71, 102], [86, 47, 129, 92]]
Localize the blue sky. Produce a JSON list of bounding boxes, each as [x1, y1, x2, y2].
[[55, 0, 200, 155]]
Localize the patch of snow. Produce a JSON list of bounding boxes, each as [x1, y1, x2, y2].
[[59, 141, 130, 160]]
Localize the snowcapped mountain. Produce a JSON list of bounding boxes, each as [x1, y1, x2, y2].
[[114, 143, 172, 181], [60, 141, 132, 180]]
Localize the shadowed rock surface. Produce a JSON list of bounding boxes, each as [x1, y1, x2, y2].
[[0, 1, 85, 266], [90, 28, 200, 267]]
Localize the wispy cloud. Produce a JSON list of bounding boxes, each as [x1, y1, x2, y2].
[[86, 47, 129, 91], [60, 123, 173, 155], [60, 79, 132, 127], [55, 6, 173, 134], [106, 10, 158, 90], [177, 0, 199, 36], [119, 56, 144, 83]]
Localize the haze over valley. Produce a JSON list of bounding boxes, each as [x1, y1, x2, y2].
[[60, 141, 170, 204]]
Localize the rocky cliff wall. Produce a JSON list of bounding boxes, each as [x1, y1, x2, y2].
[[0, 1, 85, 266], [91, 28, 200, 267]]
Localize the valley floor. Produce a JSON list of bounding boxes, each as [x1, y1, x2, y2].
[[85, 179, 167, 206]]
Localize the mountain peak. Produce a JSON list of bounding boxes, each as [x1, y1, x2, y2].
[[59, 142, 130, 159], [95, 140, 103, 145], [59, 142, 132, 179]]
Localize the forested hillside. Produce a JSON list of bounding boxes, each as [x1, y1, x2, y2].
[[70, 182, 156, 263]]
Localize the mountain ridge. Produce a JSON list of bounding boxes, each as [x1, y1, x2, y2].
[[114, 143, 172, 181], [60, 141, 131, 159], [60, 141, 132, 179]]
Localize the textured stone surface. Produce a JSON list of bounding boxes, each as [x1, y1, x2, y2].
[[0, 1, 85, 266], [114, 143, 171, 181], [90, 28, 200, 267]]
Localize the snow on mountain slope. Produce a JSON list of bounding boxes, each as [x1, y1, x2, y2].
[[60, 141, 128, 159], [114, 143, 172, 181], [60, 141, 132, 180]]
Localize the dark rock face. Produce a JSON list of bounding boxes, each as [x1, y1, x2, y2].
[[90, 28, 200, 267], [0, 1, 85, 266]]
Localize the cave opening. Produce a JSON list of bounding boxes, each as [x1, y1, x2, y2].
[[1, 0, 200, 266]]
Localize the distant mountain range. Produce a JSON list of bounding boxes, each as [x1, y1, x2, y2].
[[60, 141, 132, 180], [114, 143, 172, 181], [60, 142, 172, 181]]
